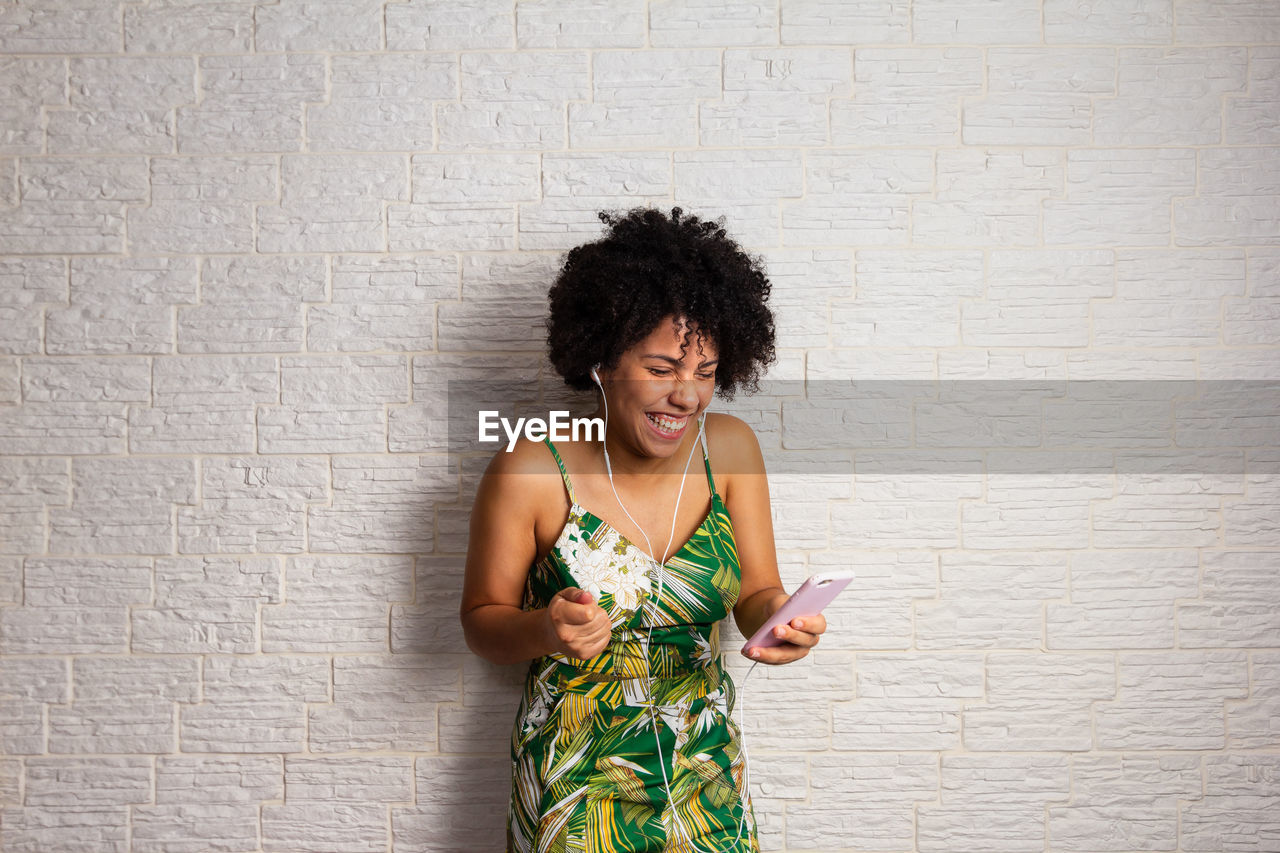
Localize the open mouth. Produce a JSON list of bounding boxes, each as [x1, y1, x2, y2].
[[645, 412, 689, 438]]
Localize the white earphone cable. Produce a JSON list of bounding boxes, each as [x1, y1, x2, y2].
[[592, 368, 755, 851]]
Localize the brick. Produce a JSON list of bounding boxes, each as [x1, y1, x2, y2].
[[569, 50, 720, 149], [0, 0, 119, 53], [204, 655, 329, 704], [256, 0, 382, 52], [387, 0, 514, 50], [413, 154, 540, 204], [46, 256, 196, 354], [309, 654, 459, 752], [132, 556, 281, 654], [832, 250, 980, 346], [1174, 0, 1280, 43], [1045, 0, 1172, 43], [917, 805, 1045, 853], [940, 754, 1071, 805], [1176, 147, 1280, 246], [22, 357, 150, 403], [0, 806, 130, 853], [131, 804, 261, 853], [1, 606, 128, 655], [262, 555, 411, 653], [130, 156, 276, 253], [433, 295, 546, 355], [1046, 148, 1196, 246], [832, 699, 961, 750], [1227, 651, 1280, 748], [50, 57, 193, 153], [963, 701, 1093, 751], [963, 250, 1112, 346], [392, 802, 507, 853], [0, 758, 17, 804], [284, 755, 412, 802], [784, 753, 934, 849], [156, 754, 282, 803], [757, 249, 851, 348], [261, 803, 386, 853], [1055, 545, 1199, 595], [0, 700, 44, 754], [0, 457, 68, 554], [964, 49, 1115, 145], [1115, 651, 1248, 701], [1091, 250, 1245, 346], [914, 0, 1040, 42], [518, 197, 634, 251], [130, 356, 277, 453], [72, 656, 199, 702], [177, 457, 327, 554], [48, 698, 173, 754], [176, 56, 325, 155], [0, 57, 66, 153], [782, 149, 933, 247], [516, 0, 646, 48], [857, 653, 983, 698], [676, 150, 803, 203], [48, 458, 194, 555], [24, 557, 151, 608], [200, 254, 326, 304], [986, 653, 1115, 701], [2, 155, 149, 254], [308, 455, 452, 553], [1095, 48, 1247, 145], [181, 702, 306, 753], [541, 152, 670, 200], [123, 1, 252, 53], [781, 0, 909, 44], [24, 758, 151, 806], [648, 0, 778, 46], [1179, 550, 1280, 647], [1227, 47, 1280, 144], [1095, 700, 1225, 749], [832, 48, 981, 146]]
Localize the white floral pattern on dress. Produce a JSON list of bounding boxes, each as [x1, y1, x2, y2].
[[555, 508, 653, 617]]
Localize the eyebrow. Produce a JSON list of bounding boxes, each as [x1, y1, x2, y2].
[[642, 354, 719, 368]]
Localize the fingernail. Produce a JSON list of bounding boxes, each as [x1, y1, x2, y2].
[[750, 648, 760, 659], [795, 618, 805, 629]]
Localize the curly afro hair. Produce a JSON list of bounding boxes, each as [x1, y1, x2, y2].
[[546, 206, 776, 400]]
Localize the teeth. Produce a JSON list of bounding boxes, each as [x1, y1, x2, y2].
[[646, 413, 685, 434]]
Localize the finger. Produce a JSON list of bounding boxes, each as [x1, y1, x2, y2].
[[558, 587, 595, 605], [555, 600, 597, 625], [744, 643, 808, 665], [772, 623, 820, 648], [791, 614, 827, 635]]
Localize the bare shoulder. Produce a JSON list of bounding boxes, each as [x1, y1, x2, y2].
[[703, 411, 766, 492], [475, 435, 564, 515]]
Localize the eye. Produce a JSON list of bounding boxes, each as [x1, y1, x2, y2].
[[648, 368, 672, 377], [696, 372, 715, 381]]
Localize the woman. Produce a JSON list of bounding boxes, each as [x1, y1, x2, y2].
[[460, 207, 826, 852]]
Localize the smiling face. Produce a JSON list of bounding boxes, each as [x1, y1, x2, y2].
[[596, 315, 718, 459]]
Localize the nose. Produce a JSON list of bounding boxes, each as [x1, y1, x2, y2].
[[669, 375, 699, 411]]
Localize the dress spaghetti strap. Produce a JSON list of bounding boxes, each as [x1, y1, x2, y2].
[[541, 436, 576, 504]]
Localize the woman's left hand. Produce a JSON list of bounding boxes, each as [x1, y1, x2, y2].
[[743, 595, 826, 665]]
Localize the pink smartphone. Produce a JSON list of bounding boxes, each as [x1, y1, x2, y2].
[[742, 571, 856, 653]]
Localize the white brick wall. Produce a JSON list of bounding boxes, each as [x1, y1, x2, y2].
[[1, 1, 1278, 851]]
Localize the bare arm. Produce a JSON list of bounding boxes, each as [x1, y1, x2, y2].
[[718, 415, 826, 664], [459, 439, 612, 666]]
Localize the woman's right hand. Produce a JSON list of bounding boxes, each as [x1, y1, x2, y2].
[[545, 587, 612, 659]]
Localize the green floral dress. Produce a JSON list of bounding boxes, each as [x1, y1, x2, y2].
[[508, 417, 759, 853]]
